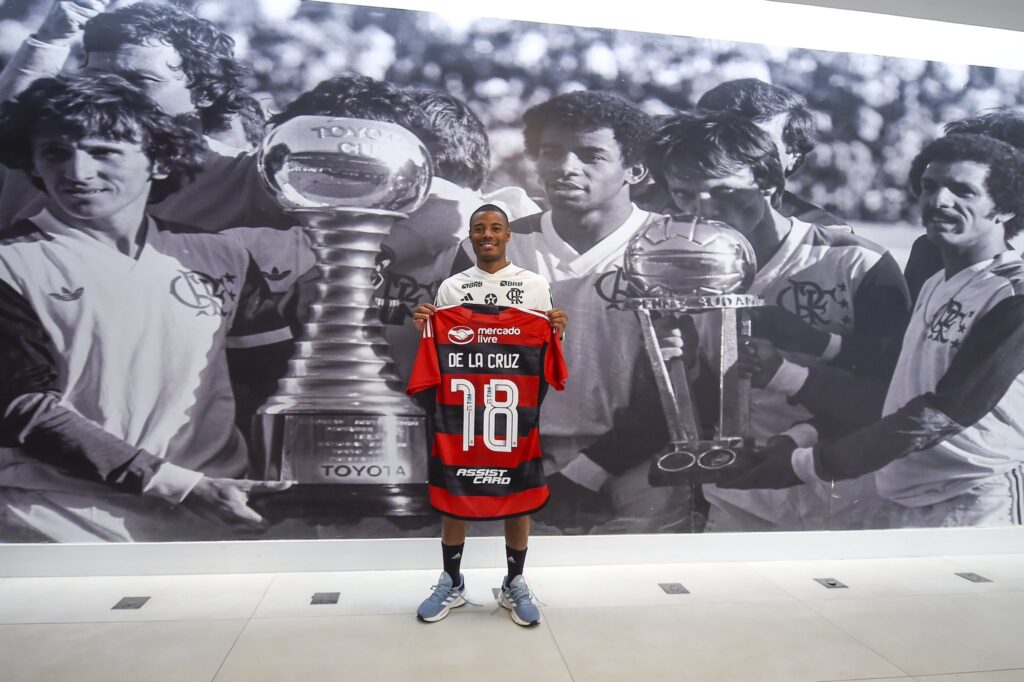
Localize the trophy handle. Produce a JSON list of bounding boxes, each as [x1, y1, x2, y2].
[[717, 308, 751, 439], [635, 309, 701, 442]]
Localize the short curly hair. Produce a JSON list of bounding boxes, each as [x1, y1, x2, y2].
[[83, 3, 249, 135], [522, 91, 655, 166], [270, 75, 437, 150], [409, 88, 489, 190], [909, 134, 1024, 237], [697, 79, 816, 176], [646, 111, 785, 205], [0, 74, 205, 203]]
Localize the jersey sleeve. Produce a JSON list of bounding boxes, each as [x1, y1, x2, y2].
[[0, 280, 166, 493], [406, 315, 442, 395], [544, 326, 569, 391], [833, 251, 912, 380], [226, 255, 293, 349], [812, 294, 1024, 481]]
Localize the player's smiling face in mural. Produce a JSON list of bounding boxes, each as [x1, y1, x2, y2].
[[86, 43, 198, 118], [32, 132, 166, 226], [469, 209, 511, 265], [918, 160, 1011, 250], [535, 125, 642, 214], [663, 163, 772, 238]]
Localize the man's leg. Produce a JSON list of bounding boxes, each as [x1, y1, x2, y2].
[[416, 515, 469, 623], [504, 514, 529, 580], [499, 514, 541, 626], [441, 515, 468, 584]]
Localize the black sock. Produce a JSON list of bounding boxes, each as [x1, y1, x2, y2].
[[442, 542, 464, 585], [506, 545, 527, 581]]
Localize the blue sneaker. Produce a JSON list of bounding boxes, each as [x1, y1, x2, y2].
[[416, 572, 466, 622], [499, 574, 541, 626]]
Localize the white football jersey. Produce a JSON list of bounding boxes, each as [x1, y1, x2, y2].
[[0, 209, 290, 494], [877, 250, 1024, 506], [703, 217, 910, 530]]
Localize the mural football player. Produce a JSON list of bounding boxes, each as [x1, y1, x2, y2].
[[723, 134, 1024, 528], [409, 204, 568, 626], [646, 111, 911, 531], [448, 91, 678, 533], [0, 74, 293, 542]]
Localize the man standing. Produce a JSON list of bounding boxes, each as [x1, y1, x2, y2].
[[645, 112, 911, 531], [0, 74, 292, 541], [723, 134, 1024, 528], [410, 204, 567, 626]]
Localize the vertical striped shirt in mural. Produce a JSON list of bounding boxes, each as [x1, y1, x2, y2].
[[407, 305, 568, 519]]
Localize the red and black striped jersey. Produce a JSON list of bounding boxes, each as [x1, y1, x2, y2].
[[407, 304, 568, 519]]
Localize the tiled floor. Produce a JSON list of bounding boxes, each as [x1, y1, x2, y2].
[[2, 555, 1023, 681]]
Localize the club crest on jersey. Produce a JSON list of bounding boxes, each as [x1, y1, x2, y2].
[[169, 270, 236, 316], [926, 298, 973, 346], [595, 266, 631, 310], [776, 279, 848, 326], [506, 287, 524, 305], [372, 245, 435, 323], [448, 326, 475, 344]]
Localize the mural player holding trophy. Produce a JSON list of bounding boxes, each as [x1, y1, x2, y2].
[[645, 111, 911, 531], [0, 74, 294, 541], [409, 204, 568, 625]]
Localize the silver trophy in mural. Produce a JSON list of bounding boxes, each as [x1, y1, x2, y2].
[[252, 115, 433, 515], [624, 215, 764, 482]]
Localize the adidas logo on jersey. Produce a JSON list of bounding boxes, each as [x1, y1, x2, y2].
[[49, 286, 84, 301], [461, 293, 474, 302]]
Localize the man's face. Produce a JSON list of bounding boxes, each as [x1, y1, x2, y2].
[[86, 43, 196, 117], [919, 160, 1009, 249], [535, 124, 641, 214], [469, 210, 511, 264], [663, 162, 772, 238], [32, 133, 162, 223]]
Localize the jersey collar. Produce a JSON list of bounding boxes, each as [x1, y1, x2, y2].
[[748, 216, 812, 295], [540, 203, 648, 276], [469, 260, 519, 279]]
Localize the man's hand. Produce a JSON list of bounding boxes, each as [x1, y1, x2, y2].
[[411, 303, 437, 332], [36, 1, 109, 45], [718, 438, 802, 490], [738, 337, 784, 389], [654, 313, 699, 367], [547, 308, 567, 336], [749, 306, 831, 357], [181, 477, 293, 528]]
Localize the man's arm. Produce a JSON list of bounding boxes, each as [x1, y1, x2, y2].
[[723, 294, 1024, 488], [0, 279, 182, 497], [748, 251, 912, 434], [0, 1, 109, 102]]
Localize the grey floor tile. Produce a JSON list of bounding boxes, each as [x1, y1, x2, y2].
[[545, 601, 906, 682], [0, 620, 246, 682]]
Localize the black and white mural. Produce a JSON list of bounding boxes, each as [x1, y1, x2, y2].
[[1, 0, 1022, 542]]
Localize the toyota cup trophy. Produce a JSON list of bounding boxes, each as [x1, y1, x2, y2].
[[250, 116, 433, 518], [623, 215, 764, 487]]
